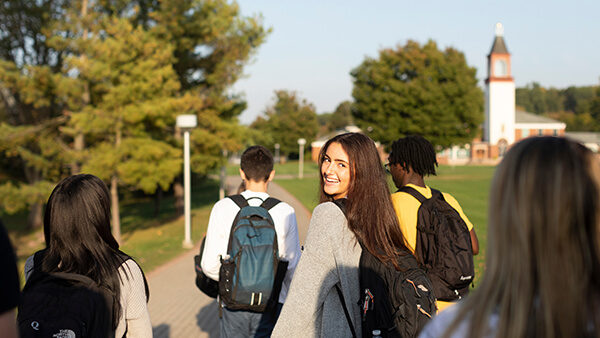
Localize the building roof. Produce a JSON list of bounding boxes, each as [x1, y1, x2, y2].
[[565, 132, 600, 144], [311, 125, 363, 147], [489, 36, 509, 54], [515, 110, 562, 124]]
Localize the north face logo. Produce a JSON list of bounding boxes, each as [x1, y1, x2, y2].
[[53, 329, 77, 338]]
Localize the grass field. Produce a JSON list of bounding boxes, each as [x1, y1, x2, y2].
[[275, 162, 497, 283]]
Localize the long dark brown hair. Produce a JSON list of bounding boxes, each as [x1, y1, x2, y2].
[[318, 132, 409, 269], [42, 174, 149, 329]]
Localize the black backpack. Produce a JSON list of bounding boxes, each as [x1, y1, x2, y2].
[[194, 235, 219, 298], [400, 186, 475, 301], [333, 199, 437, 338], [18, 251, 115, 338], [218, 194, 289, 312]]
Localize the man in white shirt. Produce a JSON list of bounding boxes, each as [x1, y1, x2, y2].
[[201, 145, 301, 337]]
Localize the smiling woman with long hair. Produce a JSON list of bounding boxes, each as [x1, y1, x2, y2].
[[420, 136, 600, 338], [23, 174, 151, 337], [273, 132, 410, 337]]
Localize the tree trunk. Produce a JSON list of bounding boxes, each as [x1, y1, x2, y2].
[[111, 118, 122, 244], [71, 0, 89, 175], [111, 175, 121, 244], [174, 177, 184, 217], [154, 185, 163, 218], [71, 133, 85, 174], [24, 166, 43, 229], [27, 202, 44, 230]]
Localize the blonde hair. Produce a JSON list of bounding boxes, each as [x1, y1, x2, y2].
[[445, 136, 600, 337]]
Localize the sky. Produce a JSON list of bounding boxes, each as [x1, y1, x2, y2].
[[232, 0, 600, 125]]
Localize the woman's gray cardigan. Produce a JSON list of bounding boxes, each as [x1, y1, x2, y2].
[[272, 202, 362, 337]]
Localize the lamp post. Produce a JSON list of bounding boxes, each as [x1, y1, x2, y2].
[[176, 114, 197, 248], [297, 138, 306, 179], [219, 149, 227, 200], [274, 143, 280, 164]]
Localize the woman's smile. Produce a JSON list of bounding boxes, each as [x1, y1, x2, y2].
[[321, 142, 350, 200]]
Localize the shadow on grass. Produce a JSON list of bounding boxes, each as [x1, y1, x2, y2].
[[119, 176, 220, 234], [7, 176, 221, 264]]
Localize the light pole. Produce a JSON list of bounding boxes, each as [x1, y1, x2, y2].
[[274, 143, 280, 164], [297, 138, 306, 179], [219, 149, 227, 200], [177, 114, 197, 248]]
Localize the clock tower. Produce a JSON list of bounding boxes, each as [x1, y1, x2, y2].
[[484, 23, 515, 157]]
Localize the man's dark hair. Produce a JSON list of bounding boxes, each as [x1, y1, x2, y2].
[[240, 145, 274, 182], [389, 135, 438, 177]]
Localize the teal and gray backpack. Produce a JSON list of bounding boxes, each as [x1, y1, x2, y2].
[[218, 194, 289, 312]]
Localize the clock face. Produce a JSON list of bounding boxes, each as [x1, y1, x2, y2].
[[494, 59, 507, 77]]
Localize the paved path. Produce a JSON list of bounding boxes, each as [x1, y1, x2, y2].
[[148, 177, 312, 337]]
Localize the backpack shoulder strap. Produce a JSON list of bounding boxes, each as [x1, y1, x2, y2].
[[24, 250, 48, 290], [335, 283, 357, 338], [429, 188, 443, 200], [332, 198, 347, 215], [399, 185, 428, 203], [32, 250, 44, 270], [260, 197, 281, 211], [227, 194, 249, 209]]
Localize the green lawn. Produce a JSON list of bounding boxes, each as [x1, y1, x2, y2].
[[275, 164, 497, 284]]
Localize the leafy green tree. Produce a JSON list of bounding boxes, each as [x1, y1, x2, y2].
[[545, 88, 563, 112], [529, 82, 548, 114], [137, 0, 270, 215], [589, 85, 600, 125], [564, 86, 596, 115], [350, 40, 483, 148], [0, 0, 270, 232], [328, 101, 354, 132], [550, 111, 596, 131], [516, 83, 561, 114], [251, 90, 318, 157], [516, 83, 599, 131], [515, 88, 532, 113], [317, 112, 332, 136], [64, 15, 183, 242], [315, 101, 354, 136], [0, 0, 74, 229]]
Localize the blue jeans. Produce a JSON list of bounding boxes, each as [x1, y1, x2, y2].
[[220, 303, 284, 338]]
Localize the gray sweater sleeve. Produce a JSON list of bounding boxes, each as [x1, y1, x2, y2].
[[272, 202, 362, 337]]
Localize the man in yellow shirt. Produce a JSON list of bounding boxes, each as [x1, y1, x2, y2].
[[388, 135, 479, 311]]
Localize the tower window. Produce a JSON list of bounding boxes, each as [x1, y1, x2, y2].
[[494, 59, 507, 77]]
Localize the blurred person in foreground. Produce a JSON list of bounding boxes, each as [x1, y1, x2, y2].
[[0, 219, 20, 338], [419, 136, 600, 337]]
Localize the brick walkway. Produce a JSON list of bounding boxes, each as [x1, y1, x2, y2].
[[147, 177, 312, 337]]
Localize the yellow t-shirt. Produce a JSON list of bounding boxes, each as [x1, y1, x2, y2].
[[391, 183, 474, 311]]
